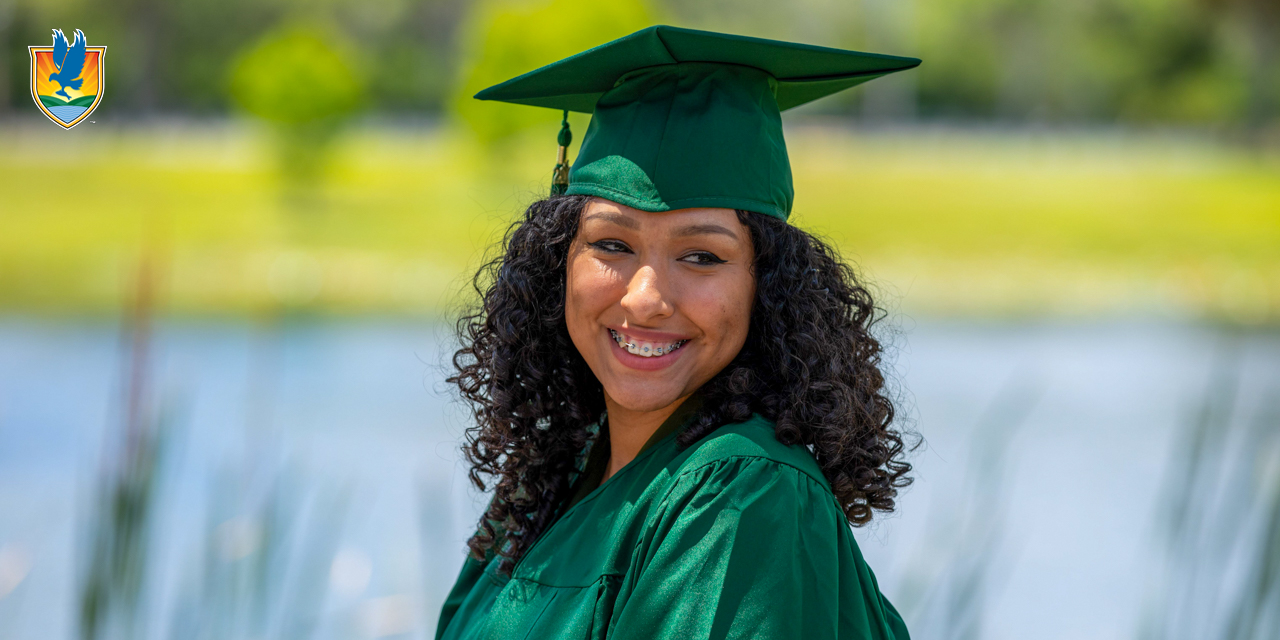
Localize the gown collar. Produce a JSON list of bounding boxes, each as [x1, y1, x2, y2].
[[564, 390, 704, 510]]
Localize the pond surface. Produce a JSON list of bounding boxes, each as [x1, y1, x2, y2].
[[0, 318, 1276, 640]]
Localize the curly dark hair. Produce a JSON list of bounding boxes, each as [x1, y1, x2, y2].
[[450, 194, 912, 573]]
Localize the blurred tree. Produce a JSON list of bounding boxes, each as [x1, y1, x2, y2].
[[1103, 0, 1245, 125], [666, 0, 1262, 126], [1201, 0, 1280, 131], [228, 23, 366, 198], [909, 0, 1253, 124], [451, 0, 659, 146], [1, 0, 1273, 131], [5, 0, 283, 115], [3, 0, 463, 117], [0, 0, 13, 117], [337, 0, 468, 116], [155, 0, 284, 112]]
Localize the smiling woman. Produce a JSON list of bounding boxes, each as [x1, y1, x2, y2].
[[565, 200, 756, 479], [438, 25, 919, 640]]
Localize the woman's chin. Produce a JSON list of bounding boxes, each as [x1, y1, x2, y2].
[[602, 384, 690, 415]]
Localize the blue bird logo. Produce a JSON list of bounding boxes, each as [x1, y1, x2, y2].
[[28, 27, 105, 128], [48, 29, 87, 100]]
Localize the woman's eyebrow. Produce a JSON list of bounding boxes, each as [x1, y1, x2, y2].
[[583, 212, 639, 229], [673, 223, 739, 240]]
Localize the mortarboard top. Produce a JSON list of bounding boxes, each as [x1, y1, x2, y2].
[[475, 25, 920, 221]]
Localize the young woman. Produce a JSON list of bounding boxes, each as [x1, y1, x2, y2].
[[437, 26, 920, 640]]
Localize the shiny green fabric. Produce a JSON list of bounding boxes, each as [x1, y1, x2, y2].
[[566, 392, 703, 510], [473, 25, 921, 221], [566, 63, 793, 220], [435, 414, 909, 640]]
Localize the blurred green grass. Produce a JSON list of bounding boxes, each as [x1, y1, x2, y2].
[[2, 123, 1277, 321]]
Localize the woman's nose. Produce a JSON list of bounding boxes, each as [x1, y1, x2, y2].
[[620, 265, 674, 323]]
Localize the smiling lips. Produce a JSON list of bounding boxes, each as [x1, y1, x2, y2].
[[609, 329, 688, 358]]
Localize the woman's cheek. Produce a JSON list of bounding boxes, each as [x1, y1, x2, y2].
[[587, 259, 621, 297], [566, 258, 622, 351], [564, 256, 599, 354], [715, 272, 753, 356]]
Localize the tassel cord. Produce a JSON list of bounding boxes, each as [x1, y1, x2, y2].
[[551, 110, 572, 196]]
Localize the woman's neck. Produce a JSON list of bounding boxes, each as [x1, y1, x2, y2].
[[601, 394, 691, 482]]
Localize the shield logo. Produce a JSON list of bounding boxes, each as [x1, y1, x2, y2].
[[29, 29, 106, 129]]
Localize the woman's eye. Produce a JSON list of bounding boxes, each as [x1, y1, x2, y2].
[[680, 251, 727, 265], [588, 239, 632, 254]]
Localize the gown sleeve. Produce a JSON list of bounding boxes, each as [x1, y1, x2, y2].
[[608, 457, 908, 640], [434, 554, 486, 640]]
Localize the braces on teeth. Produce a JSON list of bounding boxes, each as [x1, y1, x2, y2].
[[609, 329, 688, 357]]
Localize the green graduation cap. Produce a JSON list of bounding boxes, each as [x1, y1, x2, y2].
[[475, 25, 920, 221]]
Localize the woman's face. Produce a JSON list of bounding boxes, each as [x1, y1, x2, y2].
[[565, 198, 755, 414]]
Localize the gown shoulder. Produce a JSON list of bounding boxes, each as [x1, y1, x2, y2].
[[606, 413, 910, 640], [669, 412, 834, 496]]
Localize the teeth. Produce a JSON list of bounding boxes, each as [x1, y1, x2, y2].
[[609, 329, 687, 358]]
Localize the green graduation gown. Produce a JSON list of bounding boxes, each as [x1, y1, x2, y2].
[[435, 413, 910, 640]]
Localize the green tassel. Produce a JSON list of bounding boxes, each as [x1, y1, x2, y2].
[[551, 110, 572, 196]]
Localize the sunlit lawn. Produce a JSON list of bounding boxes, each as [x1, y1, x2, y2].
[[2, 120, 1278, 321]]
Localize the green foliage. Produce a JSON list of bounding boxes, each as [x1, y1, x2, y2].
[[451, 0, 659, 145], [898, 0, 1244, 122], [228, 24, 365, 125], [660, 0, 1274, 126], [228, 24, 367, 197], [6, 0, 1275, 127]]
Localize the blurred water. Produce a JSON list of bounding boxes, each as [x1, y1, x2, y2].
[[0, 318, 1276, 640]]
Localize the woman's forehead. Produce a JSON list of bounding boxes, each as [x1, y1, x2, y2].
[[581, 198, 742, 232]]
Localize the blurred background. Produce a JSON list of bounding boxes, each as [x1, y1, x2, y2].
[[1, 0, 1278, 639]]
